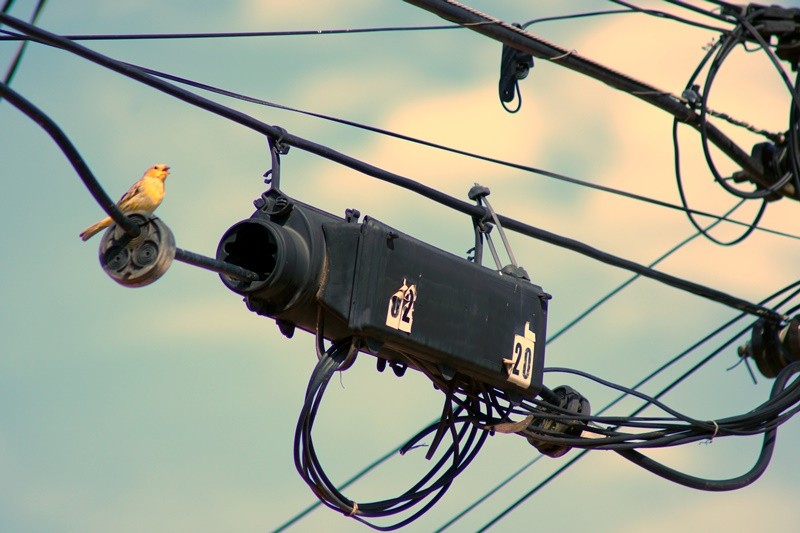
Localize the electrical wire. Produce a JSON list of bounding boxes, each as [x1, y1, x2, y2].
[[548, 198, 747, 344], [0, 13, 784, 323], [405, 0, 768, 185], [670, 11, 786, 242], [294, 339, 490, 530], [0, 0, 46, 105], [678, 5, 800, 203], [615, 362, 799, 491], [272, 439, 418, 532], [522, 9, 633, 28], [0, 22, 490, 41], [474, 448, 585, 532], [0, 79, 140, 237], [126, 63, 800, 243], [604, 0, 730, 31], [660, 0, 735, 23], [2, 8, 797, 530], [699, 17, 794, 199], [674, 116, 769, 245], [447, 279, 800, 530], [0, 1, 14, 13], [522, 276, 800, 451], [281, 201, 746, 531]]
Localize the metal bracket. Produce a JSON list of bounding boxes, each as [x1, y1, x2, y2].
[[468, 183, 529, 279], [263, 126, 291, 191], [737, 4, 800, 69]]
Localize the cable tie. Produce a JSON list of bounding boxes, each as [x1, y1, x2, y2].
[[271, 126, 290, 155], [549, 49, 576, 62], [709, 420, 719, 441], [349, 502, 359, 516]]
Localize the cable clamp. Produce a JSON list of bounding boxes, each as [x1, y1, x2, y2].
[[468, 183, 528, 279], [549, 48, 576, 62], [681, 84, 702, 108], [710, 420, 719, 442], [271, 126, 290, 155]]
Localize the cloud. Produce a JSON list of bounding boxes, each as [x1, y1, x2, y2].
[[621, 488, 797, 533], [236, 0, 371, 27]]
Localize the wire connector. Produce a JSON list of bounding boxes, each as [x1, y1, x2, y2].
[[738, 315, 800, 378], [524, 385, 590, 458]]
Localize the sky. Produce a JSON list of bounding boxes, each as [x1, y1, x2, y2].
[[2, 0, 800, 531]]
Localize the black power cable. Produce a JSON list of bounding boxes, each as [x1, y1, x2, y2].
[[697, 14, 796, 200], [661, 0, 734, 23], [456, 279, 800, 530], [402, 0, 768, 186], [0, 13, 783, 323], [0, 0, 46, 105], [0, 80, 140, 237], [615, 361, 799, 490], [0, 22, 486, 41], [549, 199, 749, 343], [127, 63, 800, 242], [281, 200, 751, 531], [674, 116, 769, 245], [0, 78, 260, 282], [294, 340, 489, 530], [3, 4, 793, 527], [604, 0, 729, 32], [272, 439, 415, 531]]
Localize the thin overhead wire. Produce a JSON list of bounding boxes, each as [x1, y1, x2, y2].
[[0, 13, 785, 322], [548, 198, 747, 344], [272, 440, 413, 532], [521, 9, 633, 28], [278, 200, 748, 531], [402, 0, 770, 190], [280, 206, 796, 531], [476, 280, 800, 529], [6, 7, 800, 523], [0, 0, 46, 105], [0, 3, 728, 42], [0, 21, 491, 41], [660, 0, 736, 22], [605, 0, 730, 30], [127, 63, 800, 243], [0, 79, 141, 237], [488, 291, 800, 532]]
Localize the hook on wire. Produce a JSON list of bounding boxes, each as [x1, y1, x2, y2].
[[264, 126, 290, 190]]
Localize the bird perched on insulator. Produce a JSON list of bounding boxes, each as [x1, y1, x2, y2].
[[79, 163, 170, 241]]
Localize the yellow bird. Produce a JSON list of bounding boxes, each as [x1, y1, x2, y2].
[[79, 163, 170, 241]]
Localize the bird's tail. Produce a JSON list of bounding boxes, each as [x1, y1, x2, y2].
[[79, 216, 112, 241]]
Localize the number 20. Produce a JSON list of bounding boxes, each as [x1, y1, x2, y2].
[[511, 341, 532, 380]]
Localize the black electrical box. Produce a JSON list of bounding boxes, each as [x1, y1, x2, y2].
[[217, 190, 549, 398]]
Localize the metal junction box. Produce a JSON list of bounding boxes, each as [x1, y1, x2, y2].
[[217, 190, 549, 399]]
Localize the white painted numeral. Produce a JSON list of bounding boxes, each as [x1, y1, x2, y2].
[[503, 321, 536, 388], [386, 278, 416, 333]]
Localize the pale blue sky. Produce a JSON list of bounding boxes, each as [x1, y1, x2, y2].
[[2, 1, 800, 531]]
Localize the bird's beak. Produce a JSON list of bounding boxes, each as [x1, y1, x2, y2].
[[164, 166, 171, 171]]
